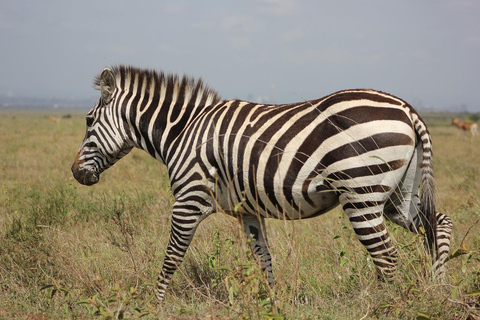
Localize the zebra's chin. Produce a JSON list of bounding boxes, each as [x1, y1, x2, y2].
[[71, 167, 99, 186]]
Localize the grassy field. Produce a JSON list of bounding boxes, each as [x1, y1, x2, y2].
[[0, 109, 479, 319]]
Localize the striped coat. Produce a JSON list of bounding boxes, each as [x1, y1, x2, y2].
[[72, 66, 452, 301]]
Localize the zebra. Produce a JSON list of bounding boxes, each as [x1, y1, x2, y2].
[[72, 65, 453, 301]]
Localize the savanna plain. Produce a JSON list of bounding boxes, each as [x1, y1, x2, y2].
[[0, 109, 479, 319]]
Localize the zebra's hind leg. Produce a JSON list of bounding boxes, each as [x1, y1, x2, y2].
[[383, 141, 452, 280], [242, 214, 274, 287], [340, 193, 398, 281], [384, 194, 453, 280], [432, 212, 453, 279]]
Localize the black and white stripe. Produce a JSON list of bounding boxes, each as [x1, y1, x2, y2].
[[72, 65, 452, 301]]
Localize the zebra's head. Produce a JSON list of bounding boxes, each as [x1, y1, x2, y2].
[[71, 68, 134, 186]]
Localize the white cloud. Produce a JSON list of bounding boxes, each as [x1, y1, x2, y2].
[[262, 0, 298, 16], [222, 15, 259, 33], [106, 44, 137, 56], [445, 0, 476, 10], [284, 44, 353, 66], [366, 52, 384, 62], [399, 49, 429, 60], [354, 32, 367, 40], [227, 35, 252, 49], [281, 28, 305, 43], [162, 3, 189, 14], [157, 44, 176, 53], [192, 20, 216, 30], [465, 35, 480, 48]]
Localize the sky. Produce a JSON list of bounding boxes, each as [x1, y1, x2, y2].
[[1, 0, 480, 111]]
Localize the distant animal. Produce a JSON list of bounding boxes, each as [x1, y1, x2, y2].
[[46, 116, 60, 123], [72, 65, 453, 301], [452, 118, 478, 137]]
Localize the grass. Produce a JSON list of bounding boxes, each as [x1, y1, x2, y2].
[[0, 109, 479, 319]]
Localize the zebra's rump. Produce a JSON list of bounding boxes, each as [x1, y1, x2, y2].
[[193, 89, 418, 220]]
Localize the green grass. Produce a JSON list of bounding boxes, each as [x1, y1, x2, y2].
[[0, 110, 479, 319]]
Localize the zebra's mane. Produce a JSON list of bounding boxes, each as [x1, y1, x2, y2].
[[93, 65, 222, 107]]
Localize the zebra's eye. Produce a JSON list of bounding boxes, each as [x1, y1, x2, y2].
[[86, 116, 94, 127]]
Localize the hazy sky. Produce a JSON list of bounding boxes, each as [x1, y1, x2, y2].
[[1, 0, 479, 111]]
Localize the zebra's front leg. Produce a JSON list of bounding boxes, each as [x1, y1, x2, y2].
[[242, 214, 274, 287], [155, 204, 206, 301]]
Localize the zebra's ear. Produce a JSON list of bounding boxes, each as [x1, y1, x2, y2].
[[100, 68, 116, 104]]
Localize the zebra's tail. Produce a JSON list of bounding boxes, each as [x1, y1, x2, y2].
[[413, 114, 437, 253]]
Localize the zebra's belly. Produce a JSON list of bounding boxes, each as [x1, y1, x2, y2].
[[278, 189, 340, 219], [214, 178, 339, 220]]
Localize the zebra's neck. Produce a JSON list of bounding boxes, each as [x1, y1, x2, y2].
[[107, 65, 222, 163]]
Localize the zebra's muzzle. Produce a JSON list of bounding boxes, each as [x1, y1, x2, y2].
[[71, 164, 99, 186], [71, 151, 100, 186]]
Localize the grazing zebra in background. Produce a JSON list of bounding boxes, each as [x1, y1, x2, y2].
[[451, 117, 478, 137], [72, 65, 453, 301]]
